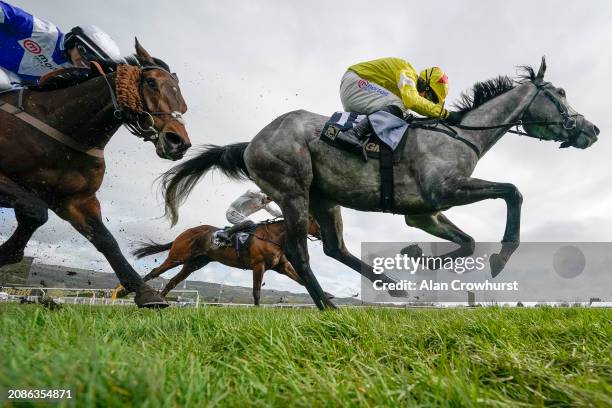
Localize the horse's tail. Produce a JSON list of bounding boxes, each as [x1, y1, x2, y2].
[[132, 241, 173, 259], [161, 142, 250, 226]]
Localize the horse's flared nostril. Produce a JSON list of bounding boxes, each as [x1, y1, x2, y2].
[[165, 132, 182, 147], [593, 125, 600, 136]]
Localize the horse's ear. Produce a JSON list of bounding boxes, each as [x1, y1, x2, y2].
[[134, 37, 155, 64], [536, 56, 547, 80]]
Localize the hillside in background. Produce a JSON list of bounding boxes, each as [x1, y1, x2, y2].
[[0, 260, 360, 305]]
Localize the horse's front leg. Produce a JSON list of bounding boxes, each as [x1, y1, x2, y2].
[[0, 173, 48, 267], [251, 263, 265, 306], [273, 257, 336, 308], [55, 195, 168, 308], [403, 212, 475, 260], [427, 177, 522, 277]]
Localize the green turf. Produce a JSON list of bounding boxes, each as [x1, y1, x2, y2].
[[0, 305, 610, 407]]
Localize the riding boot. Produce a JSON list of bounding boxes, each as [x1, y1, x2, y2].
[[217, 220, 256, 243], [335, 116, 373, 161], [336, 105, 404, 161]]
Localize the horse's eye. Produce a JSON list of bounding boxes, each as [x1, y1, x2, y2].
[[558, 88, 566, 97], [146, 78, 159, 90]]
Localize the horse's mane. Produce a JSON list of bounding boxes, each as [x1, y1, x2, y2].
[[453, 65, 536, 114]]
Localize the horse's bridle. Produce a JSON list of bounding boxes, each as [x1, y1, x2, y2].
[[455, 80, 584, 138], [95, 62, 185, 142], [417, 80, 586, 156]]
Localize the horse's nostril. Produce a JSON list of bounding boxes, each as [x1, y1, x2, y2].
[[593, 125, 600, 136], [165, 132, 182, 147]]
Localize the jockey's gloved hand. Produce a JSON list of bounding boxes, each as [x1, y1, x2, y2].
[[446, 111, 463, 125]]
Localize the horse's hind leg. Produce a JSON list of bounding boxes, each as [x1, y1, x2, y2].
[[114, 258, 181, 299], [0, 174, 48, 266], [143, 258, 181, 282], [277, 197, 329, 310], [403, 212, 475, 260], [160, 257, 209, 297], [309, 199, 406, 297]]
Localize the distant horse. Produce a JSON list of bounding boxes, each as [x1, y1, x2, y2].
[[161, 58, 599, 309], [115, 218, 330, 306], [0, 40, 191, 308]]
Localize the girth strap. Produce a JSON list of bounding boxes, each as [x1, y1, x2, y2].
[[379, 141, 395, 212], [0, 100, 105, 159]]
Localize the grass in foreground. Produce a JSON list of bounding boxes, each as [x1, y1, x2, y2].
[[0, 305, 610, 407]]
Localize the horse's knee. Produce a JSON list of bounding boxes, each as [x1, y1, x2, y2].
[[14, 199, 48, 226], [506, 185, 523, 205]]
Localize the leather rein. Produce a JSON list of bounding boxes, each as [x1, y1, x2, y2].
[[412, 80, 585, 157], [248, 218, 321, 247]]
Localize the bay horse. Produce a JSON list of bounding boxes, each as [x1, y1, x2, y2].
[[115, 218, 330, 306], [0, 40, 191, 308], [161, 58, 599, 309]]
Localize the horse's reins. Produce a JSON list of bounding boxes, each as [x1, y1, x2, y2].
[[251, 222, 282, 247], [0, 90, 105, 158], [248, 219, 321, 247], [414, 80, 585, 157]]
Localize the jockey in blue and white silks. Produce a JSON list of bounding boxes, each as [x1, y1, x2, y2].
[[0, 1, 122, 91]]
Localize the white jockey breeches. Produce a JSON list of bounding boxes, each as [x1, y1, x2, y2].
[[0, 68, 15, 92], [339, 70, 404, 114]]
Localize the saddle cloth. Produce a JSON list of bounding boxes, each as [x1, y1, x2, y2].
[[212, 224, 258, 253]]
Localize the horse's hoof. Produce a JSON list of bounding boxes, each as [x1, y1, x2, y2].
[[135, 286, 169, 309], [324, 298, 338, 309], [401, 244, 423, 259], [490, 254, 506, 278]]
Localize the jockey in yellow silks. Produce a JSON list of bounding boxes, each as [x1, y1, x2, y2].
[[336, 57, 463, 152]]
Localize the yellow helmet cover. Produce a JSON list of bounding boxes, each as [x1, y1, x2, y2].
[[419, 66, 449, 103]]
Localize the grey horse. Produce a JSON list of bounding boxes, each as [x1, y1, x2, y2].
[[162, 58, 599, 309]]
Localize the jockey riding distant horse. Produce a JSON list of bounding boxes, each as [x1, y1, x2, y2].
[[217, 189, 282, 242], [0, 40, 191, 308], [115, 217, 331, 306]]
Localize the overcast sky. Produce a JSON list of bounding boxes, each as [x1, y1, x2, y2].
[[1, 0, 611, 297]]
